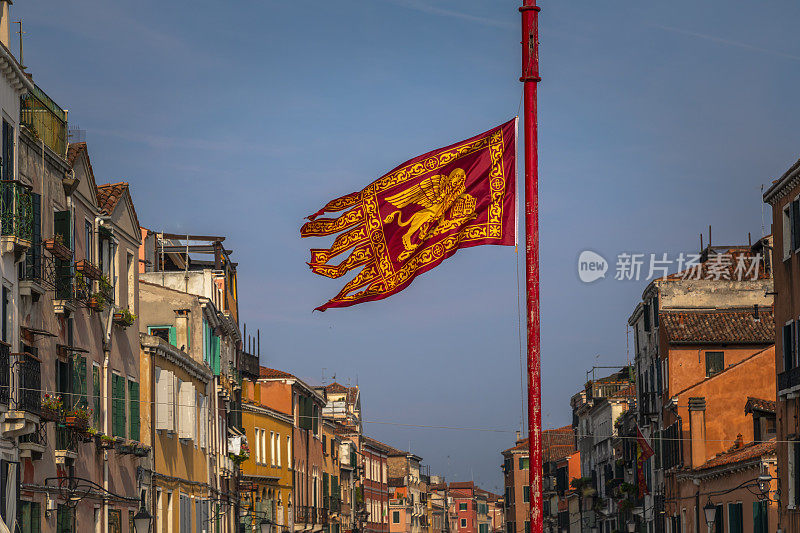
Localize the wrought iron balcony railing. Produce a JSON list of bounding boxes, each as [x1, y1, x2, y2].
[[16, 353, 41, 415], [0, 180, 33, 243], [779, 366, 800, 394], [21, 83, 68, 156], [0, 342, 8, 406]]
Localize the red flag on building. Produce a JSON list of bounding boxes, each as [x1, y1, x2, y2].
[[636, 426, 654, 498], [301, 119, 517, 311]]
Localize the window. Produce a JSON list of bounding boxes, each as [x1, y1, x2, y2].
[[128, 379, 140, 441], [270, 431, 275, 465], [459, 503, 467, 511], [524, 521, 530, 533], [155, 367, 176, 432], [790, 440, 800, 509], [287, 435, 292, 466], [518, 457, 529, 470], [785, 321, 796, 372], [461, 519, 467, 528], [126, 252, 134, 308], [92, 364, 101, 428], [1, 286, 8, 343], [785, 203, 793, 260], [753, 500, 768, 533], [149, 325, 176, 346], [276, 432, 281, 466], [20, 501, 41, 533], [523, 486, 530, 503], [111, 373, 126, 437], [705, 352, 724, 377], [56, 505, 73, 533], [85, 220, 93, 261], [72, 354, 87, 409], [727, 502, 742, 533], [180, 494, 191, 533], [2, 119, 13, 180]]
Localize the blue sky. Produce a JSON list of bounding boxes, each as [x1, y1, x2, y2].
[[15, 0, 800, 493]]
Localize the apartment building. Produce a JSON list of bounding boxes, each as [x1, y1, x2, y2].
[[762, 156, 800, 533], [241, 378, 294, 532], [363, 436, 390, 533], [258, 367, 326, 532], [627, 241, 773, 533]]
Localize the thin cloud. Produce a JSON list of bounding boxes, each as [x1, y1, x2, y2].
[[656, 24, 800, 62], [384, 0, 514, 29]]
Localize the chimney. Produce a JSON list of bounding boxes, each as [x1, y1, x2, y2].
[[174, 309, 190, 352], [0, 1, 11, 50], [688, 397, 707, 468]]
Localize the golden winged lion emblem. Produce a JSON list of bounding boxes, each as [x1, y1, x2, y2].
[[383, 168, 476, 260]]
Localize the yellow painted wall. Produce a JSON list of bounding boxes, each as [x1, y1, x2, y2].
[[241, 394, 294, 530]]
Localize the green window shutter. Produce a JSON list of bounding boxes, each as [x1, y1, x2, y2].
[[186, 323, 190, 350], [168, 326, 176, 347], [213, 335, 221, 375], [128, 380, 140, 441], [313, 404, 319, 434], [93, 366, 101, 428], [323, 473, 329, 499], [54, 210, 71, 248], [74, 356, 87, 408], [112, 374, 126, 437]]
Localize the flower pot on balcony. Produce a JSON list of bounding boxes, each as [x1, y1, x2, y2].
[[88, 296, 104, 312], [115, 440, 136, 455], [75, 259, 102, 280], [133, 445, 151, 457], [43, 238, 72, 261], [39, 406, 60, 422], [65, 416, 88, 431]]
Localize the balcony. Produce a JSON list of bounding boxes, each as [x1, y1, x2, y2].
[[54, 425, 79, 464], [20, 83, 67, 157], [325, 496, 341, 513], [19, 422, 47, 459], [1, 351, 40, 438], [779, 366, 800, 396], [0, 180, 33, 257], [19, 252, 58, 300]]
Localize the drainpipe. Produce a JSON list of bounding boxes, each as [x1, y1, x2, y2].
[[151, 345, 157, 529], [102, 300, 114, 533]]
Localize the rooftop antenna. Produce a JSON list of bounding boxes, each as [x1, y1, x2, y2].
[[709, 225, 712, 248], [13, 20, 24, 69]]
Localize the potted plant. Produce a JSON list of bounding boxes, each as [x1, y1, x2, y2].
[[99, 276, 113, 300], [115, 439, 136, 455], [88, 292, 106, 312], [133, 444, 151, 457], [75, 258, 102, 280], [229, 442, 250, 464], [113, 307, 137, 327], [43, 234, 72, 261], [64, 406, 91, 431], [97, 434, 117, 450], [40, 394, 63, 422]]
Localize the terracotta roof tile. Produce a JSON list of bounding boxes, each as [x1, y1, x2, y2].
[[745, 397, 776, 415], [67, 142, 85, 167], [660, 308, 774, 345], [96, 182, 129, 215], [259, 366, 295, 379], [503, 426, 575, 456], [696, 439, 776, 471]]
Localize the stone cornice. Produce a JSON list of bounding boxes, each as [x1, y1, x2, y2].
[[141, 332, 212, 383], [763, 158, 800, 205]]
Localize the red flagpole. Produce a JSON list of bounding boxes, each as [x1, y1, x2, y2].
[[520, 1, 542, 532]]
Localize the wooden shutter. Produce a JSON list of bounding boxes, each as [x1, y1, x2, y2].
[[111, 374, 125, 437], [169, 326, 177, 347], [92, 365, 101, 428], [129, 380, 140, 441], [178, 380, 196, 440]]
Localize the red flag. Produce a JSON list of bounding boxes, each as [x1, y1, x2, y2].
[[301, 119, 517, 311], [636, 426, 654, 497]]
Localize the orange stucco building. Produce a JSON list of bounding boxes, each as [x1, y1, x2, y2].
[[658, 309, 777, 532]]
